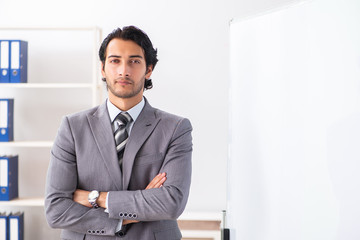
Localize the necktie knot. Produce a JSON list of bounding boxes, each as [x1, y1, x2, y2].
[[114, 112, 132, 128]]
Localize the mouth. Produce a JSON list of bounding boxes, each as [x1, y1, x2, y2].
[[115, 78, 133, 85], [116, 81, 131, 85]]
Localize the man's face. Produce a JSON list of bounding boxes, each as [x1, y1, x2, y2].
[[102, 38, 152, 100]]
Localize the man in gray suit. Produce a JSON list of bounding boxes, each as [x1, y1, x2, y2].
[[45, 26, 192, 239]]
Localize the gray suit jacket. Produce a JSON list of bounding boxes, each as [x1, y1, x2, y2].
[[45, 99, 192, 240]]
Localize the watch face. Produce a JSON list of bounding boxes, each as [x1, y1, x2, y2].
[[89, 190, 99, 200]]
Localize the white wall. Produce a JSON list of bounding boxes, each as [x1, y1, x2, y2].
[[229, 0, 360, 239]]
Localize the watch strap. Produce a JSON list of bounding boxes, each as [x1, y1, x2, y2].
[[115, 224, 128, 237], [90, 201, 99, 208]]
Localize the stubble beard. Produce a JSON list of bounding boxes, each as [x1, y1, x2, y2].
[[107, 76, 145, 99]]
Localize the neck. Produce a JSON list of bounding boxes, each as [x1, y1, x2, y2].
[[108, 94, 143, 111], [109, 96, 142, 111]]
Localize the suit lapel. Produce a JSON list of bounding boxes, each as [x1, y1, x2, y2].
[[122, 100, 160, 190], [87, 102, 123, 190]]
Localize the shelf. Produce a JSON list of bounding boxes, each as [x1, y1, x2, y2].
[[179, 211, 223, 221], [0, 83, 97, 89], [0, 141, 53, 147], [0, 197, 44, 207]]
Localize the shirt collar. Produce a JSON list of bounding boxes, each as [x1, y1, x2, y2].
[[107, 97, 145, 123]]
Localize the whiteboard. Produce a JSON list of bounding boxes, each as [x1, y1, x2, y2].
[[228, 0, 360, 239]]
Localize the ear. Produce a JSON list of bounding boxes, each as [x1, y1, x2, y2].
[[145, 65, 153, 79]]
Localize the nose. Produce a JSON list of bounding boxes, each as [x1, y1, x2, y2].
[[118, 63, 130, 77]]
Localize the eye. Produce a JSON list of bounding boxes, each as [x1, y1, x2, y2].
[[130, 59, 141, 64], [109, 59, 120, 64]]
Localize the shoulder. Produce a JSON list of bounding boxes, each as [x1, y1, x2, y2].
[[153, 108, 192, 133], [57, 103, 108, 134], [65, 103, 105, 121], [66, 106, 97, 119]]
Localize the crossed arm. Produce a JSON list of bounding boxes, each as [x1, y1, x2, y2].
[[73, 172, 167, 225], [45, 115, 192, 235]]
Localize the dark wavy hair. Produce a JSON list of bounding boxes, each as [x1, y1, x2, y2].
[[99, 26, 158, 90]]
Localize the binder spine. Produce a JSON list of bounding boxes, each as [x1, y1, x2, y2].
[[9, 212, 24, 240], [10, 40, 28, 83], [0, 155, 18, 201], [0, 213, 9, 240], [0, 99, 14, 142], [0, 40, 10, 83]]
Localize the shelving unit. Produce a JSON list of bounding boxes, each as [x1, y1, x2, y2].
[[0, 26, 102, 239]]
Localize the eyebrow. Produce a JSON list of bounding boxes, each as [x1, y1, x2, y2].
[[108, 55, 144, 59]]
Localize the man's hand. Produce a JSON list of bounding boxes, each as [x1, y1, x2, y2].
[[73, 172, 167, 208], [146, 172, 167, 189], [123, 172, 166, 225]]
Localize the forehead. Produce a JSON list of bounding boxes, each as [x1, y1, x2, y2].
[[106, 38, 145, 58]]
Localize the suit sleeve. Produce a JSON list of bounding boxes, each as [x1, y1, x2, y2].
[[44, 116, 119, 236], [107, 117, 193, 221]]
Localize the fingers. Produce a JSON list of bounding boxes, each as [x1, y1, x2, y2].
[[123, 219, 139, 225], [145, 172, 167, 190], [153, 173, 166, 188]]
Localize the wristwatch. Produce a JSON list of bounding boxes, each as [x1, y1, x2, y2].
[[88, 190, 100, 208]]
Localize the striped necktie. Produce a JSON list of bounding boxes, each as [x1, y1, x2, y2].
[[113, 112, 132, 170]]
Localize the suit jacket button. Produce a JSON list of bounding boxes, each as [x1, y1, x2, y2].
[[133, 213, 137, 218], [124, 213, 128, 217], [119, 212, 124, 217]]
